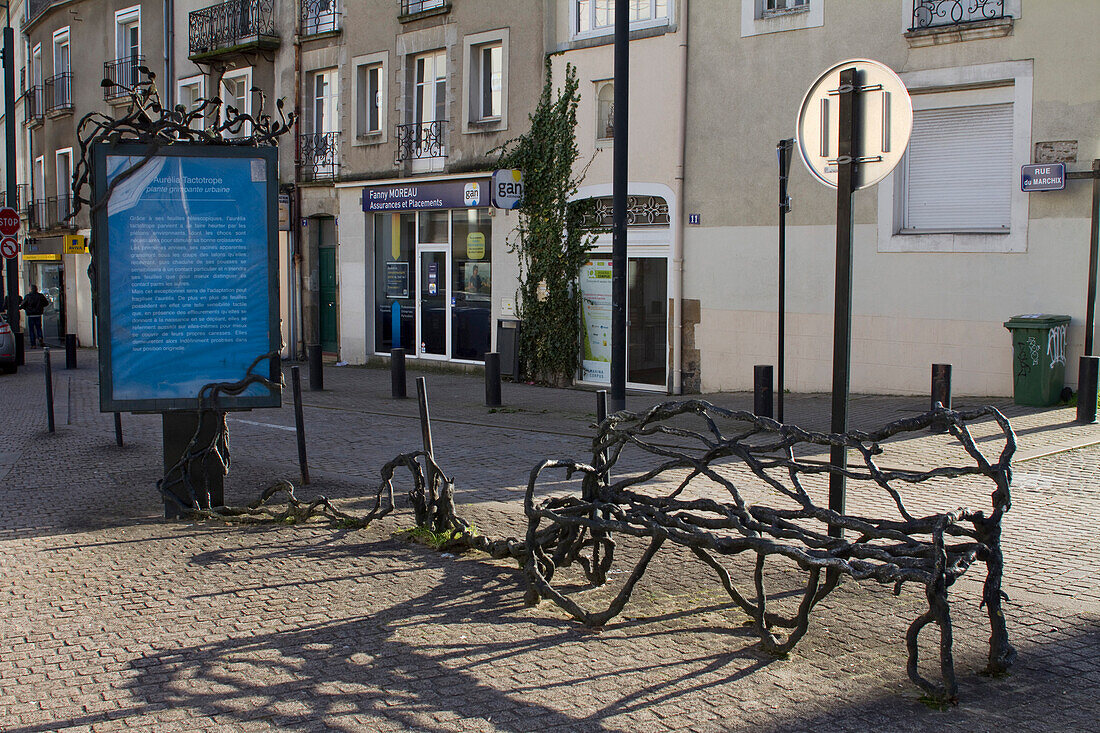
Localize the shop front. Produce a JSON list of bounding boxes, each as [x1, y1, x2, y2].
[[365, 178, 493, 364], [21, 238, 66, 346]]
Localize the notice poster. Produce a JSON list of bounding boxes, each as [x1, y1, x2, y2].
[[580, 259, 612, 383], [95, 145, 279, 411], [385, 262, 409, 298]]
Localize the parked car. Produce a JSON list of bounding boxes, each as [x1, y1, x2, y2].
[[0, 314, 15, 373]]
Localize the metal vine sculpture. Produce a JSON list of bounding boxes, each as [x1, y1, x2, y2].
[[520, 401, 1016, 703]]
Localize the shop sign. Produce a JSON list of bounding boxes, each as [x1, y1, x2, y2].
[[491, 169, 523, 209], [362, 178, 489, 212], [63, 234, 87, 254], [23, 253, 62, 261], [385, 262, 409, 298], [466, 232, 486, 259]]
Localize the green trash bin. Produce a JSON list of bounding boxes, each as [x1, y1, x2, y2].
[[1003, 314, 1071, 406]]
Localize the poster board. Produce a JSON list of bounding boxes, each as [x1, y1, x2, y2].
[[93, 143, 281, 412], [579, 259, 612, 383]]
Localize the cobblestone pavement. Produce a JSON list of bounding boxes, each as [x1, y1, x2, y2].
[[1, 350, 1098, 731]]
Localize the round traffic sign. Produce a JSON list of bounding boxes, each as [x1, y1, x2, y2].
[[0, 207, 19, 236], [0, 236, 18, 260], [796, 59, 913, 191]]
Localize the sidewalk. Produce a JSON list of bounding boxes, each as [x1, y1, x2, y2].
[[0, 348, 1098, 732]]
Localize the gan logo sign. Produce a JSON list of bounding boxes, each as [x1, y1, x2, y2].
[[491, 169, 524, 210]]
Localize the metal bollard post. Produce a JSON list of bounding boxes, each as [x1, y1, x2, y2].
[[390, 347, 407, 399], [931, 363, 952, 433], [307, 343, 323, 391], [114, 412, 124, 447], [44, 347, 55, 433], [66, 377, 72, 425], [65, 334, 77, 369], [291, 366, 310, 484], [753, 365, 774, 418], [485, 352, 502, 407], [595, 390, 610, 486], [1077, 356, 1099, 424]]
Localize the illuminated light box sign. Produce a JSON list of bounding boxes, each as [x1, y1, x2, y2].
[[93, 144, 281, 412], [362, 178, 489, 212]]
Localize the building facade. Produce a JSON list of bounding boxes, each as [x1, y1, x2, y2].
[[683, 0, 1100, 396]]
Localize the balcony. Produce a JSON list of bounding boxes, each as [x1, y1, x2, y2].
[[16, 184, 31, 215], [44, 72, 73, 116], [298, 132, 340, 181], [189, 0, 279, 61], [103, 56, 145, 101], [22, 86, 43, 126], [394, 121, 446, 166], [400, 0, 450, 22], [908, 1, 1011, 44], [28, 196, 75, 232], [301, 0, 340, 36]]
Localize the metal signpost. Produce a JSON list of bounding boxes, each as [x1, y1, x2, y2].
[[795, 59, 912, 533], [610, 0, 629, 413], [776, 138, 794, 422]]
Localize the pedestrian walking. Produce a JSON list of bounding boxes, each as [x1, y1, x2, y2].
[[20, 285, 49, 348]]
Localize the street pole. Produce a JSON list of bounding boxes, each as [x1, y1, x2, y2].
[[777, 138, 794, 423], [610, 0, 629, 413], [1085, 159, 1099, 356], [829, 68, 859, 538], [3, 14, 21, 368]]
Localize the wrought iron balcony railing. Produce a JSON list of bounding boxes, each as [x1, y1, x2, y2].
[[44, 72, 73, 114], [22, 86, 44, 125], [394, 121, 446, 165], [400, 0, 449, 18], [28, 196, 76, 231], [104, 56, 145, 101], [189, 0, 278, 59], [298, 132, 340, 181], [301, 0, 340, 35], [911, 0, 1006, 30]]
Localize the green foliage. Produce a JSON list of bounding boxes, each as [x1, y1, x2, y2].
[[399, 525, 478, 550], [497, 60, 596, 386]]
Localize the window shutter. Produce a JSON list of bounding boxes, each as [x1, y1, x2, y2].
[[903, 103, 1013, 232]]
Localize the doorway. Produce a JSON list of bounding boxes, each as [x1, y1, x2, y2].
[[417, 249, 447, 357], [315, 216, 338, 354]]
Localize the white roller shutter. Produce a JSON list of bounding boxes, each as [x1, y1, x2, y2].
[[903, 103, 1014, 232]]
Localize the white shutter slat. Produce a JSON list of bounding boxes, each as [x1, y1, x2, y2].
[[904, 104, 1014, 232]]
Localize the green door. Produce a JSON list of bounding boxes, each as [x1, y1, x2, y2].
[[319, 245, 338, 352]]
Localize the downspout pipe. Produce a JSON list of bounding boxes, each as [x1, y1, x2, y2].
[[671, 0, 688, 395]]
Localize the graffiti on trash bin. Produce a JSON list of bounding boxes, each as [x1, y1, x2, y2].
[[1016, 337, 1040, 382], [1048, 325, 1067, 369]]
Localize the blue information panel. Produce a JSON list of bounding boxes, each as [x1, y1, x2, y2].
[[93, 144, 280, 412]]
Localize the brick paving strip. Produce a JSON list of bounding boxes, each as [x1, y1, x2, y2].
[[1, 350, 1098, 731]]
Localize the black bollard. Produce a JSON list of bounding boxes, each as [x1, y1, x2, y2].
[[291, 366, 310, 484], [1078, 356, 1099, 425], [114, 412, 124, 447], [307, 343, 323, 391], [390, 348, 407, 399], [931, 363, 952, 433], [65, 334, 77, 369], [753, 365, 774, 418], [485, 352, 502, 407], [44, 347, 55, 433], [416, 377, 436, 488]]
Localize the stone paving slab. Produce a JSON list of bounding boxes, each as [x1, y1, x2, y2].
[[0, 349, 1098, 731]]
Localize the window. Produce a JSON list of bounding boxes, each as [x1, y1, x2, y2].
[[596, 82, 614, 140], [414, 50, 446, 128], [31, 44, 41, 88], [55, 149, 73, 221], [900, 103, 1013, 233], [741, 0, 821, 36], [220, 67, 252, 138], [763, 0, 808, 14], [355, 56, 385, 138], [462, 30, 507, 132], [574, 1, 670, 37], [177, 75, 206, 129], [52, 28, 69, 75], [877, 61, 1033, 254], [115, 6, 141, 88]]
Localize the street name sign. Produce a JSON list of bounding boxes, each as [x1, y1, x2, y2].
[[796, 59, 913, 191], [1021, 163, 1066, 192]]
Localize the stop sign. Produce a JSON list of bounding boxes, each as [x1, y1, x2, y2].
[[0, 207, 19, 236]]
